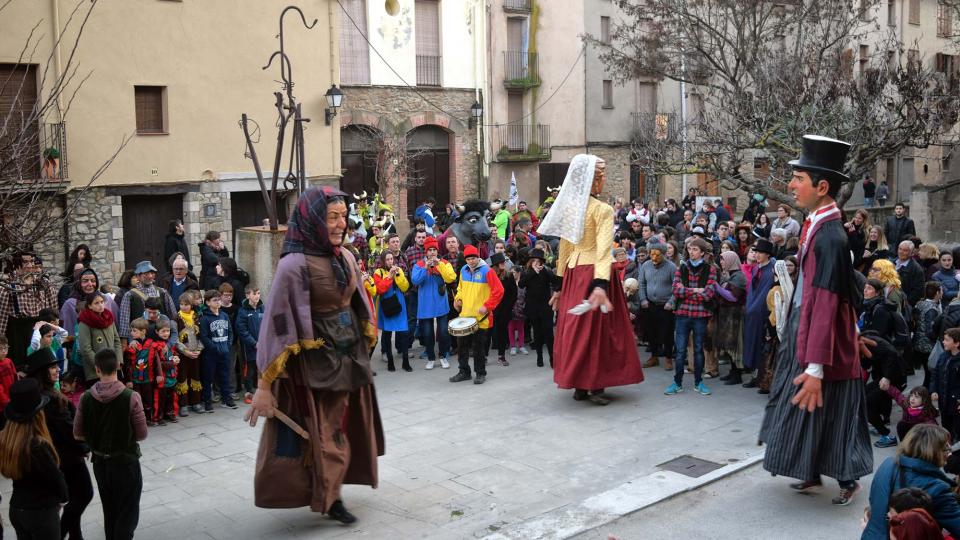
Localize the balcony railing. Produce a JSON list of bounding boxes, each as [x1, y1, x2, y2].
[[631, 112, 679, 145], [503, 0, 532, 12], [1, 121, 67, 183], [416, 55, 442, 87], [503, 51, 540, 89], [492, 124, 550, 161], [41, 122, 68, 181]]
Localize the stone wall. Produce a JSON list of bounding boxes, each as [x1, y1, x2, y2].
[[183, 190, 231, 271], [918, 184, 960, 245], [587, 145, 631, 202], [65, 189, 124, 284]]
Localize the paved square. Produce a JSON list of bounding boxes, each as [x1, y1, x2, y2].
[[1, 350, 770, 539]]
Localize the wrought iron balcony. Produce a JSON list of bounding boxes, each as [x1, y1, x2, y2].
[[492, 124, 550, 162], [503, 0, 532, 13], [503, 51, 540, 89], [630, 112, 679, 145], [416, 55, 442, 87], [1, 122, 68, 184]]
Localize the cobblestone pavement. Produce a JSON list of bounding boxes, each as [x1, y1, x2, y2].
[[1, 347, 786, 539]]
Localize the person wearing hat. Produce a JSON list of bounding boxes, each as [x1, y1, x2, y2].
[[519, 248, 559, 367], [742, 238, 778, 389], [637, 241, 678, 370], [490, 252, 518, 367], [450, 244, 504, 384], [759, 135, 871, 507], [117, 260, 177, 347], [411, 236, 458, 369], [0, 378, 68, 540], [24, 348, 94, 540]]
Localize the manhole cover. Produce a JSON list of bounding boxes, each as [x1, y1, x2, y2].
[[657, 455, 724, 478]]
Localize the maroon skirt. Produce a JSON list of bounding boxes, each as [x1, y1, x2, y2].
[[553, 264, 644, 390]]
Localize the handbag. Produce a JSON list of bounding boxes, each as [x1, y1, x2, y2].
[[380, 288, 402, 317]]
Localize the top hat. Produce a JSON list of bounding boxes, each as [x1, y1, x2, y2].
[[788, 135, 851, 187], [490, 252, 507, 266], [5, 379, 49, 424], [134, 260, 158, 274], [24, 348, 58, 377], [528, 248, 546, 262], [754, 238, 776, 255]]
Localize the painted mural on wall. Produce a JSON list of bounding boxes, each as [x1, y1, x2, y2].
[[378, 4, 412, 49]]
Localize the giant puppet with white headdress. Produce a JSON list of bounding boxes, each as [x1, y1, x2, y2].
[[539, 154, 644, 405]]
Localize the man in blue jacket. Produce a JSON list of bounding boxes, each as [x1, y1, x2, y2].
[[235, 285, 263, 404], [411, 237, 457, 369]]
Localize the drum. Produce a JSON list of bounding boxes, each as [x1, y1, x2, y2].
[[448, 317, 478, 337]]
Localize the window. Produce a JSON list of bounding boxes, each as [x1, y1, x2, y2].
[[134, 86, 166, 134], [415, 0, 442, 86], [888, 0, 896, 26], [939, 2, 953, 38], [859, 44, 869, 78], [907, 49, 919, 72], [600, 16, 611, 44], [887, 50, 898, 72], [602, 80, 613, 108], [841, 48, 854, 79], [909, 0, 920, 24], [339, 0, 370, 85], [637, 81, 656, 113]]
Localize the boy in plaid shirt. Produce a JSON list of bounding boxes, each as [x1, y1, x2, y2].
[[665, 237, 717, 396]]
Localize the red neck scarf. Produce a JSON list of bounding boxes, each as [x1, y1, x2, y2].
[[78, 308, 115, 329]]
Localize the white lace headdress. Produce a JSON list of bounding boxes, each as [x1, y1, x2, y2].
[[537, 154, 598, 244]]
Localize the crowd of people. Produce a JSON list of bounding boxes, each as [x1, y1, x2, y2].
[[1, 174, 960, 538]]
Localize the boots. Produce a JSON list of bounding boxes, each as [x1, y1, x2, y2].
[[664, 358, 674, 371], [386, 355, 396, 372], [723, 367, 743, 385], [537, 354, 544, 367], [643, 356, 660, 368], [401, 353, 412, 372]]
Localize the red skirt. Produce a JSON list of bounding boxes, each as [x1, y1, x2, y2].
[[553, 264, 644, 390]]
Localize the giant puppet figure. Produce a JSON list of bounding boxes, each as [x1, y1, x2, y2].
[[245, 186, 384, 524], [438, 199, 493, 257], [759, 135, 871, 506], [538, 154, 644, 405]]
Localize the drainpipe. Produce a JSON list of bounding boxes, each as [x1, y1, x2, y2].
[[328, 0, 338, 189], [680, 56, 688, 196], [51, 0, 64, 120]]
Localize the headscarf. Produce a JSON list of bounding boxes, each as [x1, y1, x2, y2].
[[772, 259, 795, 340], [282, 186, 350, 291], [537, 154, 598, 244], [718, 251, 741, 277], [70, 267, 100, 300]]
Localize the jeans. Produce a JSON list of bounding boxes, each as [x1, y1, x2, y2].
[[864, 197, 875, 208], [674, 316, 708, 386], [93, 460, 142, 540], [201, 351, 232, 404], [419, 315, 450, 360], [10, 506, 60, 540]]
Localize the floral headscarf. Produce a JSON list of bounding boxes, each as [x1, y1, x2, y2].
[[282, 186, 351, 290]]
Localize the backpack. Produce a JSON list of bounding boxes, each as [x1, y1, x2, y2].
[[889, 308, 911, 349]]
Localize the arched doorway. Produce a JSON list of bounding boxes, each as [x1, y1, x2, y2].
[[340, 125, 381, 198], [406, 125, 450, 220]]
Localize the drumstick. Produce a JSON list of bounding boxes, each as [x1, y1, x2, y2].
[[274, 409, 310, 440]]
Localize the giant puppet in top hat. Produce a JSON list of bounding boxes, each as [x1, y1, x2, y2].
[[788, 135, 852, 194]]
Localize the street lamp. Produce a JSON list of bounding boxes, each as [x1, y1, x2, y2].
[[468, 100, 483, 129], [324, 84, 344, 125]]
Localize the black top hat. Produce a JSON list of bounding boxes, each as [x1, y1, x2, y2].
[[5, 379, 49, 424], [754, 238, 776, 256], [788, 135, 851, 186], [24, 348, 58, 376], [490, 252, 507, 266], [528, 248, 546, 262]]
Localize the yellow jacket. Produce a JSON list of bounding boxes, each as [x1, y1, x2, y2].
[[556, 197, 615, 282]]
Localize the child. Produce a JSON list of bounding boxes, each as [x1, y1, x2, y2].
[[29, 308, 68, 371], [60, 371, 82, 409], [0, 337, 15, 429], [236, 285, 263, 404], [74, 349, 148, 540], [143, 297, 174, 344], [218, 283, 240, 402], [932, 327, 960, 440], [199, 289, 235, 411], [879, 379, 939, 441], [174, 291, 203, 416], [148, 320, 180, 425], [124, 318, 157, 426], [509, 267, 527, 356]]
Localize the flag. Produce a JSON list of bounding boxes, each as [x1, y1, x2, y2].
[[508, 172, 519, 208]]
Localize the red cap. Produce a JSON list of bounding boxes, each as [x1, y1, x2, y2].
[[424, 236, 438, 251], [463, 245, 479, 258]]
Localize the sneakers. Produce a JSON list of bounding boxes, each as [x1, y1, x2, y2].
[[440, 358, 450, 369], [165, 414, 178, 424], [694, 382, 712, 396], [832, 482, 861, 506], [178, 407, 190, 418], [498, 356, 509, 367], [473, 374, 486, 384], [425, 360, 436, 370], [519, 347, 529, 355], [789, 480, 822, 493], [203, 402, 214, 413], [449, 371, 472, 383], [664, 382, 683, 395], [509, 347, 517, 356], [212, 394, 221, 403], [222, 400, 238, 409], [191, 404, 205, 414], [874, 435, 898, 448]]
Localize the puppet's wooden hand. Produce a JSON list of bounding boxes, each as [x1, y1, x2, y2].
[[791, 373, 823, 413], [858, 335, 877, 360]]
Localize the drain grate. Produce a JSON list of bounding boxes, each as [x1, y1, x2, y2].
[[657, 455, 724, 478]]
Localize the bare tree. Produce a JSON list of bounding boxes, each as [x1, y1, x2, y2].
[[349, 125, 429, 218], [0, 0, 130, 289], [592, 0, 960, 208]]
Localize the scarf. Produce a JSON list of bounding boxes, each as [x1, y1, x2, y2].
[[78, 307, 115, 329], [179, 310, 195, 329], [772, 259, 795, 340], [718, 251, 741, 277], [70, 268, 99, 300], [282, 186, 350, 291], [537, 154, 598, 244]]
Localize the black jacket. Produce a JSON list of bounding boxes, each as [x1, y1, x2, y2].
[[164, 233, 192, 271], [518, 267, 558, 316], [884, 216, 916, 245], [861, 297, 897, 342], [493, 272, 517, 322], [9, 441, 68, 510], [896, 258, 925, 306], [935, 302, 960, 339], [198, 242, 229, 290], [861, 332, 907, 388], [42, 392, 88, 468]]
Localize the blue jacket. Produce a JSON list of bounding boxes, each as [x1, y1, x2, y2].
[[411, 259, 456, 319], [863, 456, 960, 539], [199, 309, 233, 357], [236, 299, 263, 354], [414, 204, 436, 231]]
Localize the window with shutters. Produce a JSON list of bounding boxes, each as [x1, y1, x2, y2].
[[134, 86, 166, 134], [339, 0, 370, 85], [600, 16, 611, 44], [888, 0, 896, 26], [602, 80, 613, 108], [909, 0, 920, 24], [415, 0, 442, 86], [939, 2, 953, 38], [0, 64, 40, 181], [859, 45, 869, 78]]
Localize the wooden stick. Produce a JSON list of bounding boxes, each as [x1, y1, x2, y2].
[[273, 409, 310, 440]]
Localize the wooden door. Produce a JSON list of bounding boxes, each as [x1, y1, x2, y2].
[[122, 194, 184, 271], [230, 190, 290, 251], [0, 64, 39, 181], [340, 152, 379, 198], [538, 162, 569, 203], [407, 150, 450, 220]]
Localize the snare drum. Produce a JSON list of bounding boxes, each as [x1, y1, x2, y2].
[[448, 317, 478, 337]]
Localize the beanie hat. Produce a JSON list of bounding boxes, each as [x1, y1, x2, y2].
[[464, 245, 479, 258], [424, 236, 439, 251]]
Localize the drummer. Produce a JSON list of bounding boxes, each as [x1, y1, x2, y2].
[[450, 245, 504, 385]]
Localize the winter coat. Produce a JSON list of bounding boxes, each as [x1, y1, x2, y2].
[[236, 299, 263, 357], [913, 299, 941, 355], [410, 259, 456, 319], [517, 266, 557, 317], [934, 299, 960, 339], [198, 242, 229, 290], [78, 321, 123, 382], [164, 233, 191, 271], [933, 268, 960, 306], [199, 309, 233, 357], [862, 456, 960, 539], [493, 271, 517, 324], [932, 351, 960, 419], [859, 296, 898, 343], [367, 268, 410, 332]]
